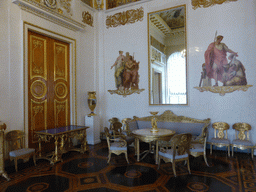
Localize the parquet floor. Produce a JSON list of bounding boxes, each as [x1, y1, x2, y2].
[[0, 141, 255, 192]]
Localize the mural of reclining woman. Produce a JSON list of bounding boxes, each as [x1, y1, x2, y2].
[[222, 53, 247, 86]]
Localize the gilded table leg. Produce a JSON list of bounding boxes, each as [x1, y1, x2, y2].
[[38, 137, 42, 158], [80, 131, 88, 153], [155, 140, 159, 164], [136, 138, 140, 162], [51, 136, 61, 164]]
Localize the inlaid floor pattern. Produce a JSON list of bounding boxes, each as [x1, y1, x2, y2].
[[0, 141, 255, 192]]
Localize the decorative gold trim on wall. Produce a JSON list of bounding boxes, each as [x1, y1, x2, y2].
[[194, 85, 252, 96], [82, 11, 93, 27], [108, 88, 145, 97], [191, 0, 238, 10], [106, 7, 144, 28]]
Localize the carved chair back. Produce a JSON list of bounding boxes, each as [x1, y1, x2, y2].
[[109, 117, 120, 131], [171, 133, 192, 156], [232, 123, 251, 141], [6, 130, 25, 151], [112, 122, 125, 138], [212, 122, 230, 139]]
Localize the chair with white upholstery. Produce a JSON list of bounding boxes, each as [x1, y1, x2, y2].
[[6, 130, 36, 172], [208, 122, 230, 157], [158, 133, 192, 177], [190, 127, 209, 166], [232, 123, 254, 159], [104, 127, 129, 164]]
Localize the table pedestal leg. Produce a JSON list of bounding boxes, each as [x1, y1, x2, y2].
[[80, 131, 88, 153], [155, 140, 159, 164], [50, 136, 62, 164], [136, 138, 140, 162]]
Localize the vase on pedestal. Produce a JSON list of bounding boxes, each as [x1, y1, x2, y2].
[[87, 91, 97, 117]]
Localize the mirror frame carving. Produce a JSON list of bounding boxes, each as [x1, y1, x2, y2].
[[148, 4, 188, 106]]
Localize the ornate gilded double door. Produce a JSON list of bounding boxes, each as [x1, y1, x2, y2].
[[28, 31, 70, 150]]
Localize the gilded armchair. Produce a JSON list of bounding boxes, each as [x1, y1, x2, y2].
[[104, 127, 129, 164], [6, 130, 36, 172], [232, 123, 254, 158], [207, 122, 230, 157], [158, 133, 192, 177]]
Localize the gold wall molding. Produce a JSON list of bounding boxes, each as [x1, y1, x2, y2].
[[12, 0, 85, 31], [108, 88, 145, 97], [106, 7, 144, 28], [82, 11, 93, 27], [194, 85, 253, 96], [191, 0, 238, 10]]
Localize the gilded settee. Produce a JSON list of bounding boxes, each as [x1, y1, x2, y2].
[[122, 110, 211, 142]]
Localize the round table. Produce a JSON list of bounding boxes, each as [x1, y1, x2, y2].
[[131, 128, 175, 164]]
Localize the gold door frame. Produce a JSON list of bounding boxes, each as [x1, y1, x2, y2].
[[23, 22, 77, 147]]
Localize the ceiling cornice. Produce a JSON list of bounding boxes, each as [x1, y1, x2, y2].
[[12, 0, 86, 31]]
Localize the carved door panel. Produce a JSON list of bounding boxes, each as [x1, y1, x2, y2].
[[28, 31, 70, 150]]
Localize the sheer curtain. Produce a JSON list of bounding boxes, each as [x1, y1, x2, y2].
[[166, 51, 186, 104]]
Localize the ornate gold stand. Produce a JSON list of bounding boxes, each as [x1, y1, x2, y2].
[[150, 112, 159, 133]]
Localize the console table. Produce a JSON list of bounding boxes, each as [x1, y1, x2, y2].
[[131, 128, 175, 164], [34, 125, 89, 165]]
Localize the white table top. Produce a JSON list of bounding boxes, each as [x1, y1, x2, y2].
[[132, 128, 175, 137]]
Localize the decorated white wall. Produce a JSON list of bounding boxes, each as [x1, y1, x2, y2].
[[0, 0, 256, 153], [101, 0, 256, 150]]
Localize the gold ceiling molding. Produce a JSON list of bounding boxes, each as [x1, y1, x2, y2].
[[82, 11, 93, 27], [106, 7, 144, 28], [194, 85, 252, 96], [12, 0, 85, 31], [191, 0, 238, 10]]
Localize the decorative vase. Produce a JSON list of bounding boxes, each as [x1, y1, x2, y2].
[[87, 91, 97, 117], [150, 111, 159, 133]]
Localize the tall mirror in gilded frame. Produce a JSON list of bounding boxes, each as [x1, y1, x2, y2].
[[148, 5, 187, 105]]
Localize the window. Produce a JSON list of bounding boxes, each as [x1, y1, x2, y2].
[[166, 51, 186, 104]]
